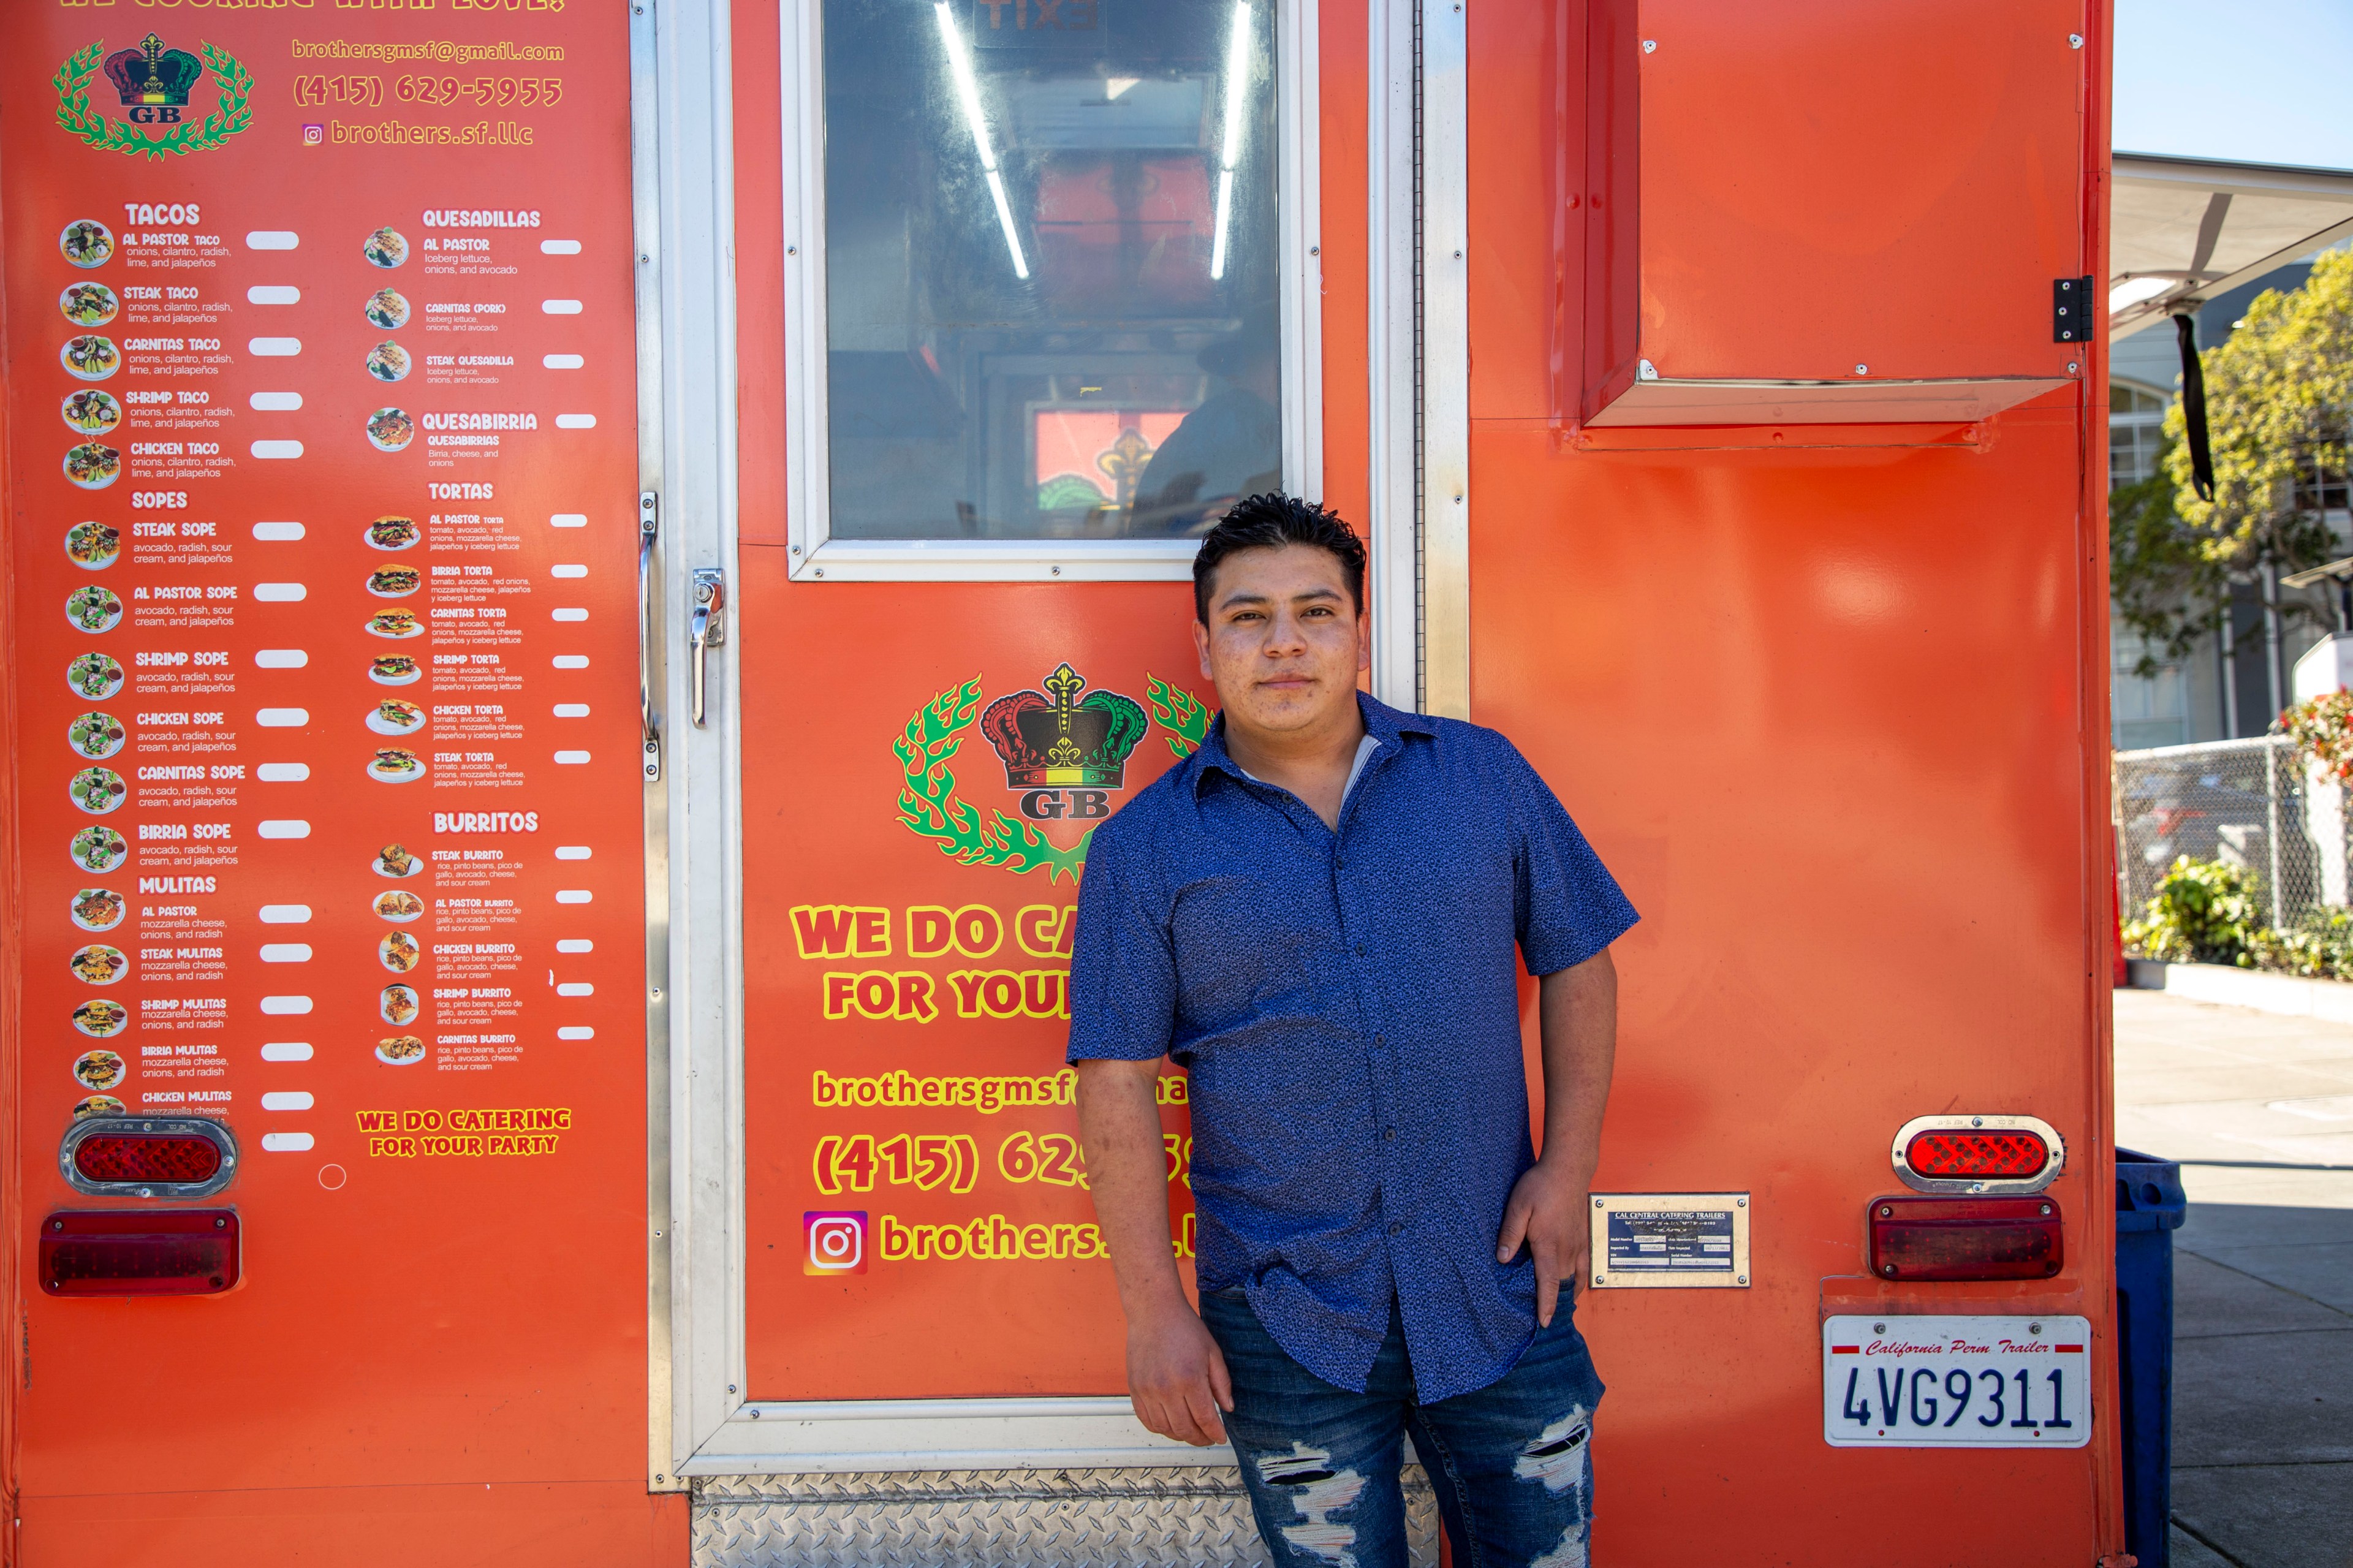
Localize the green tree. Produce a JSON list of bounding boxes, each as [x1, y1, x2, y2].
[[2110, 249, 2353, 678]]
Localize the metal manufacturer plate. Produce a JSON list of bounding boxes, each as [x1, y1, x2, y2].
[[1822, 1315, 2093, 1448], [1588, 1192, 1749, 1289]]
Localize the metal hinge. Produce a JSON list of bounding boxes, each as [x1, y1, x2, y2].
[[2053, 276, 2094, 343]]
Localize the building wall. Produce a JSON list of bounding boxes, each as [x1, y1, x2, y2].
[[2107, 257, 2348, 748]]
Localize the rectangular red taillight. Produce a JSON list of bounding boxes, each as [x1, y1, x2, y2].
[[1904, 1129, 2050, 1182], [39, 1210, 240, 1297], [74, 1133, 223, 1185], [1869, 1197, 2061, 1282]]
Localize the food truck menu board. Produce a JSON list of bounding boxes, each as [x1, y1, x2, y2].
[[4, 0, 642, 1360]]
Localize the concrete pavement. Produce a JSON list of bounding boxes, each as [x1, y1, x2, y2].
[[2113, 987, 2353, 1568]]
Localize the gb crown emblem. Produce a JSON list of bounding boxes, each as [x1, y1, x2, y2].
[[982, 662, 1147, 820]]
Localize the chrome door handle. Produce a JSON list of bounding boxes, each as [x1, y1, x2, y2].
[[689, 567, 727, 728], [640, 493, 661, 781]]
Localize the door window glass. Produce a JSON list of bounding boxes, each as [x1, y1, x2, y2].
[[820, 0, 1281, 539]]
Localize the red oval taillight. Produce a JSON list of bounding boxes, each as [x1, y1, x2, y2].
[[74, 1133, 223, 1185], [1903, 1129, 2050, 1182]]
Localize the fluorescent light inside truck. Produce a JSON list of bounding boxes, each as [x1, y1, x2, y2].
[[934, 1, 1029, 281], [1210, 4, 1252, 281]]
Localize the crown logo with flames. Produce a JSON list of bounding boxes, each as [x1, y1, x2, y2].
[[980, 663, 1149, 789], [104, 34, 203, 108]]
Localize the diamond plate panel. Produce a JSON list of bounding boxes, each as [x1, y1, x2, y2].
[[691, 1466, 1441, 1568]]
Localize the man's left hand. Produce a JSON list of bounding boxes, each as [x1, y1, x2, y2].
[[1496, 1159, 1593, 1328]]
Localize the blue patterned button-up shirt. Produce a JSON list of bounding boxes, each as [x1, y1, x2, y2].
[[1068, 694, 1638, 1402]]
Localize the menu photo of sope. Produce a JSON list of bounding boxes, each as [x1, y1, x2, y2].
[[68, 650, 123, 700], [66, 584, 120, 632], [70, 825, 127, 875], [66, 520, 120, 570]]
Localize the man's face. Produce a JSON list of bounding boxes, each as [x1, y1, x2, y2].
[[1192, 543, 1370, 737]]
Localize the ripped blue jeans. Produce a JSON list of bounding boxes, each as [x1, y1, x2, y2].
[[1202, 1290, 1604, 1568]]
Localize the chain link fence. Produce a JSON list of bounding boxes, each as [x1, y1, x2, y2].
[[2113, 735, 2353, 932]]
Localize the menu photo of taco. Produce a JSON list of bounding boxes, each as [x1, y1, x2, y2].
[[73, 1094, 126, 1120], [61, 335, 119, 381], [379, 984, 420, 1026], [69, 767, 127, 815], [368, 654, 421, 686], [68, 710, 126, 759], [379, 930, 422, 973], [61, 281, 118, 325], [373, 889, 425, 923], [374, 843, 422, 878], [64, 442, 122, 491], [366, 565, 420, 598], [60, 219, 115, 268], [72, 886, 126, 931], [365, 287, 411, 329], [376, 1034, 426, 1066], [366, 341, 412, 383], [62, 388, 121, 436], [73, 999, 129, 1039], [66, 521, 120, 570], [73, 1049, 126, 1091], [69, 652, 124, 699], [366, 407, 414, 452], [71, 825, 127, 874], [367, 748, 425, 784], [366, 609, 422, 639], [367, 699, 425, 737], [367, 515, 419, 550], [70, 944, 127, 985]]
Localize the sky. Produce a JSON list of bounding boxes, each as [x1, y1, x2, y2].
[[2116, 0, 2353, 169]]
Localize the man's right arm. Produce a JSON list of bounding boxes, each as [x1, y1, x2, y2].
[[1075, 1056, 1232, 1447]]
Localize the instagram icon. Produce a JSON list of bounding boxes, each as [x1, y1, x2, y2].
[[803, 1211, 867, 1275]]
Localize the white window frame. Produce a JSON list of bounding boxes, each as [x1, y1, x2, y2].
[[777, 0, 1322, 581]]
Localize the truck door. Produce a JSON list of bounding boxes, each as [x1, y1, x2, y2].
[[651, 0, 1404, 1524]]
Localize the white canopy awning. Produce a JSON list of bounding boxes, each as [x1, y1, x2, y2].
[[2109, 153, 2353, 338]]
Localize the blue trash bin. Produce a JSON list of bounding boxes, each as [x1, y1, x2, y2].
[[2115, 1148, 2188, 1568]]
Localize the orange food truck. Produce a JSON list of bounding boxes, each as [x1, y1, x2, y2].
[[0, 0, 2127, 1563]]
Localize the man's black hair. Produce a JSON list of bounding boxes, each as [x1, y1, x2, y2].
[[1192, 493, 1368, 624]]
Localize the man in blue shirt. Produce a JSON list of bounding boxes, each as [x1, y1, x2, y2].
[[1070, 494, 1637, 1568]]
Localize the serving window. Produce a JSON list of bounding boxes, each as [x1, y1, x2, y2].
[[782, 0, 1315, 577]]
